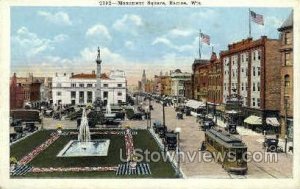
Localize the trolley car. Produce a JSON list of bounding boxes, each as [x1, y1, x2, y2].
[[204, 128, 248, 174]]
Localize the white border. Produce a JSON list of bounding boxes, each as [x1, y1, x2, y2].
[[1, 0, 299, 189]]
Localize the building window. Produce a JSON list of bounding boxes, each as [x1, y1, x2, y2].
[[103, 84, 108, 87], [246, 68, 248, 76], [71, 91, 76, 98], [79, 83, 84, 87], [257, 67, 261, 76], [118, 84, 122, 87], [257, 82, 260, 91], [79, 91, 84, 103], [103, 91, 108, 98], [253, 51, 256, 61], [57, 83, 62, 87], [241, 54, 244, 62], [253, 83, 256, 91], [118, 100, 122, 104], [57, 91, 61, 96], [87, 91, 93, 103], [232, 70, 235, 77], [284, 32, 292, 45], [241, 82, 244, 91], [242, 68, 244, 73], [87, 83, 93, 87], [252, 98, 256, 106], [253, 67, 256, 76], [257, 98, 260, 107], [284, 52, 292, 66], [258, 51, 261, 60], [117, 92, 122, 96], [71, 83, 76, 87], [284, 75, 290, 87], [224, 83, 226, 90], [245, 82, 248, 91]]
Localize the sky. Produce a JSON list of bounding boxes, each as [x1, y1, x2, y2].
[[11, 7, 292, 85]]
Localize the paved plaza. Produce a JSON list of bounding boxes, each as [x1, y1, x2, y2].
[[40, 101, 293, 179]]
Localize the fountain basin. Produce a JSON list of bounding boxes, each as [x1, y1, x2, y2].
[[57, 139, 110, 157]]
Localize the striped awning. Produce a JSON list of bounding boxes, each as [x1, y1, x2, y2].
[[244, 115, 262, 125], [185, 100, 206, 109], [266, 117, 280, 127]]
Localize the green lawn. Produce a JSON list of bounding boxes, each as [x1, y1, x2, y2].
[[11, 129, 176, 178]]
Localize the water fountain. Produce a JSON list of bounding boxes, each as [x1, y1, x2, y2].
[[104, 100, 116, 119], [57, 108, 110, 157]]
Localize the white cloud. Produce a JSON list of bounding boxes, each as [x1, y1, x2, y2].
[[113, 14, 143, 35], [13, 26, 68, 57], [152, 36, 194, 52], [37, 11, 72, 25], [124, 41, 135, 50], [86, 24, 111, 41], [169, 28, 194, 37]]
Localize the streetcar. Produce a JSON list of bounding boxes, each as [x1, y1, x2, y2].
[[204, 128, 248, 175]]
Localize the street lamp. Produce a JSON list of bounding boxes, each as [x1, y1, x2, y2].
[[284, 134, 288, 153], [175, 127, 181, 178]]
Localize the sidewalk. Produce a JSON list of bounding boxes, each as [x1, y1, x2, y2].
[[215, 118, 260, 136]]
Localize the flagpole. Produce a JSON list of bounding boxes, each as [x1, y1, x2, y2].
[[199, 29, 202, 59], [249, 8, 252, 38]]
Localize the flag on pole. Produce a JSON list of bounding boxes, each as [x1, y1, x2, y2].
[[200, 33, 210, 45], [250, 10, 264, 25]]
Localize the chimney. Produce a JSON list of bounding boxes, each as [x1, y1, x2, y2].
[[92, 70, 95, 75], [55, 72, 58, 77], [64, 73, 66, 76], [71, 72, 74, 77], [13, 73, 16, 77]]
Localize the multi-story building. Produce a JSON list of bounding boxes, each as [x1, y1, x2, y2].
[[10, 73, 44, 109], [220, 36, 281, 130], [52, 70, 127, 106], [207, 52, 223, 113], [170, 69, 191, 97], [160, 75, 172, 96], [278, 12, 293, 139], [183, 80, 193, 99], [192, 59, 210, 102]]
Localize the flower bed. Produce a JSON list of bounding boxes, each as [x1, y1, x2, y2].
[[31, 166, 118, 173], [124, 129, 135, 161], [18, 133, 60, 165]]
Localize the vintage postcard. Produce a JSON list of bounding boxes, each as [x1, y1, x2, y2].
[[0, 0, 299, 188]]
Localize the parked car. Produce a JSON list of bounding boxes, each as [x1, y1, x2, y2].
[[263, 137, 279, 152], [225, 123, 238, 134], [163, 131, 177, 151], [201, 118, 215, 131], [129, 113, 143, 120]]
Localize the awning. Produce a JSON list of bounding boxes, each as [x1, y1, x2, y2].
[[225, 110, 238, 114], [266, 117, 280, 127], [244, 115, 262, 125], [185, 100, 206, 109]]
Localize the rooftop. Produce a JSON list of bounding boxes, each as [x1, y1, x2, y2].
[[278, 12, 293, 31]]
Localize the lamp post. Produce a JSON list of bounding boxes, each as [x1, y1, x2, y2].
[[284, 134, 288, 153], [175, 127, 181, 178]]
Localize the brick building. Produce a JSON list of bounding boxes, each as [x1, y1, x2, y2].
[[278, 12, 293, 139], [183, 80, 193, 99], [220, 36, 281, 131], [160, 76, 172, 96], [10, 73, 25, 109], [207, 52, 223, 114], [192, 59, 210, 102]]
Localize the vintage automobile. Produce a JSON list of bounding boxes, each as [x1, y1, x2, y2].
[[176, 112, 183, 119], [154, 123, 167, 138], [263, 137, 279, 152], [225, 123, 238, 134], [200, 118, 215, 131], [128, 112, 144, 120], [163, 131, 177, 151]]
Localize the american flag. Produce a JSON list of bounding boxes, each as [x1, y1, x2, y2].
[[250, 10, 264, 25], [200, 33, 210, 45]]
